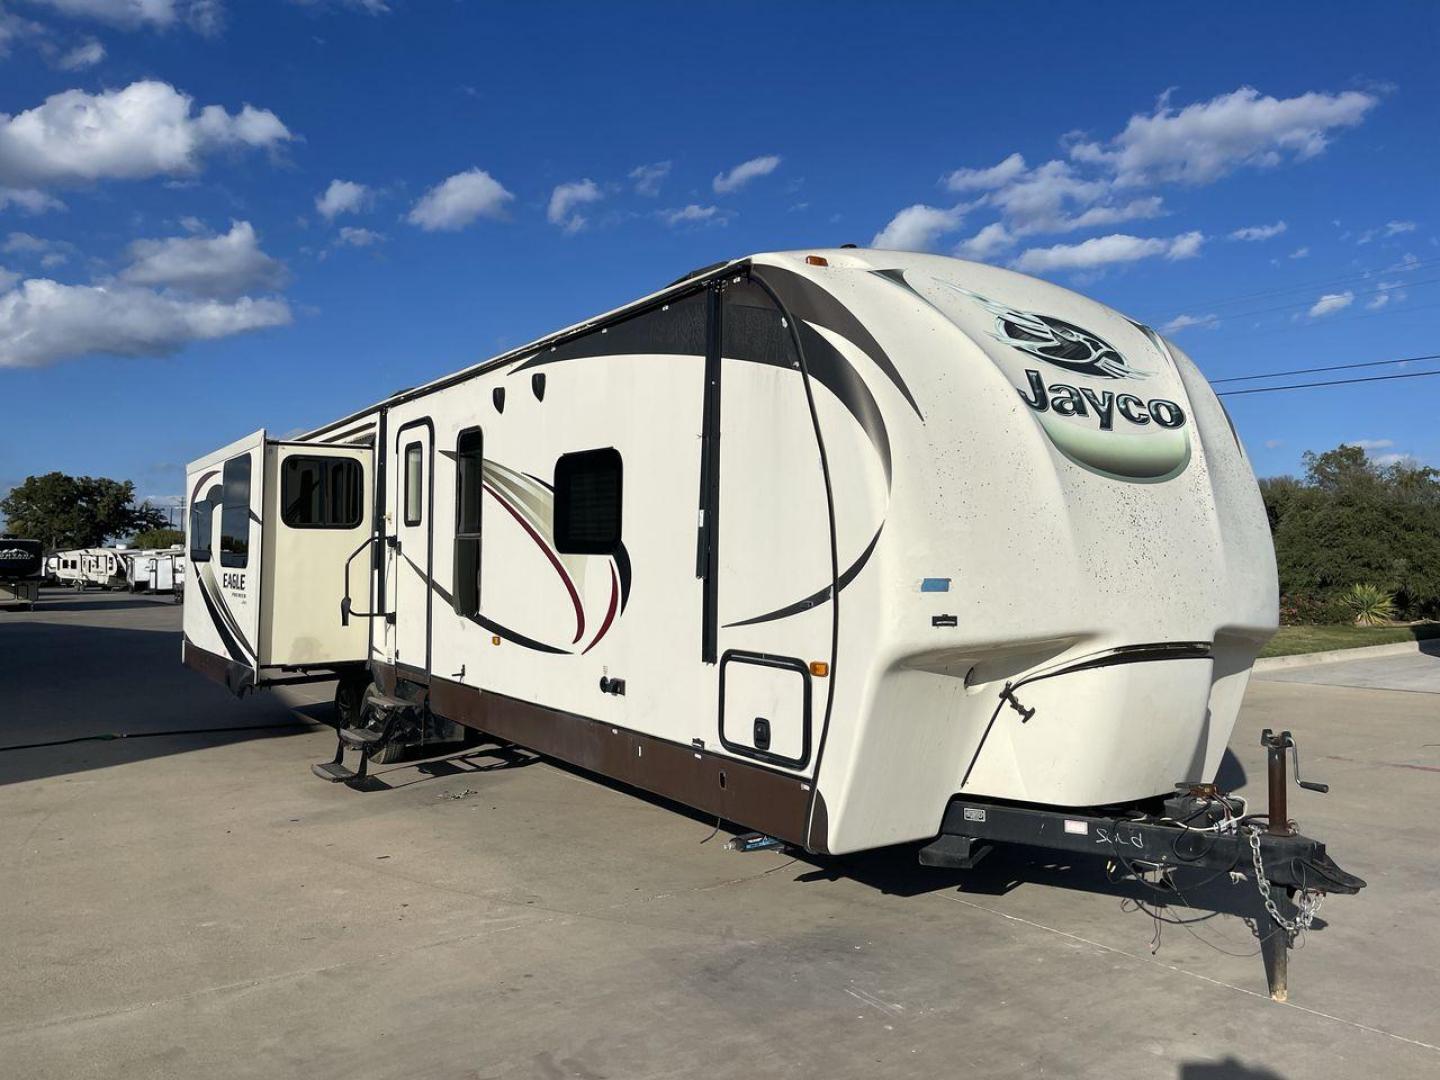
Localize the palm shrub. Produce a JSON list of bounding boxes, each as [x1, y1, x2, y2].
[[1343, 583, 1397, 627]]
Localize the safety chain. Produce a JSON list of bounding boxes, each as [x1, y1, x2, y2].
[[1247, 825, 1323, 938]]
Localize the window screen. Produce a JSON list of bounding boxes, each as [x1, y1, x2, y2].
[[219, 453, 251, 568], [453, 428, 483, 616], [554, 448, 622, 555], [281, 456, 364, 528], [404, 443, 424, 526]]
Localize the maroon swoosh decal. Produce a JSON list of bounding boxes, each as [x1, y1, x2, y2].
[[483, 481, 586, 644], [582, 563, 620, 655]]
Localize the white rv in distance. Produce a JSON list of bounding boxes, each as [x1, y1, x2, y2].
[[127, 547, 184, 595], [181, 249, 1362, 936], [51, 548, 130, 590]]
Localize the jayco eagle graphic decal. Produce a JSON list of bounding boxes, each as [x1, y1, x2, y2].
[[875, 269, 1192, 484], [950, 286, 1154, 381]]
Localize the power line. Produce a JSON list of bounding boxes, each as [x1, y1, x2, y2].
[[1217, 368, 1440, 397], [1211, 352, 1440, 385], [1148, 253, 1439, 324]]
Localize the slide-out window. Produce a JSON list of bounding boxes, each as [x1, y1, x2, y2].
[[219, 453, 251, 568], [554, 448, 623, 555], [453, 428, 483, 617], [281, 456, 364, 529], [404, 442, 424, 526]]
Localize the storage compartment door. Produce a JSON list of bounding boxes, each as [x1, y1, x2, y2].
[[719, 651, 812, 769]]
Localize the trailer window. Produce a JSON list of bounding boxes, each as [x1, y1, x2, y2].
[[281, 456, 364, 529], [219, 453, 251, 568], [404, 443, 423, 526], [453, 428, 483, 617], [554, 448, 622, 555]]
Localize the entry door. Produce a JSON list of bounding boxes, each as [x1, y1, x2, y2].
[[393, 423, 434, 680]]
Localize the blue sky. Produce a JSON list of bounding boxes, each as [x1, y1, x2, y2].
[[0, 1, 1437, 518]]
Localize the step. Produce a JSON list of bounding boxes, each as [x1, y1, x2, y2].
[[311, 761, 356, 783], [366, 691, 420, 712], [338, 725, 386, 748]]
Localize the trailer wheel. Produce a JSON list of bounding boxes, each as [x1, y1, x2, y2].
[[336, 675, 406, 765]]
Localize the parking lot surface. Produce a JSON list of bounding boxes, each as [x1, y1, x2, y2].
[[3, 592, 1439, 1079]]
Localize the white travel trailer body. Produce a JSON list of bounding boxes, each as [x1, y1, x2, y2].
[[52, 548, 129, 589], [126, 547, 184, 593], [183, 249, 1278, 856]]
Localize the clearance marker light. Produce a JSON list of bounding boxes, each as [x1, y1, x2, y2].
[[805, 255, 829, 267], [491, 635, 501, 646], [809, 661, 829, 677]]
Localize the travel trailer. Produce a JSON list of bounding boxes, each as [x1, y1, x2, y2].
[[182, 249, 1361, 994], [51, 548, 130, 590], [127, 547, 184, 595], [1, 538, 42, 610]]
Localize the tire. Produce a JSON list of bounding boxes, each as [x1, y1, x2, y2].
[[337, 677, 406, 765]]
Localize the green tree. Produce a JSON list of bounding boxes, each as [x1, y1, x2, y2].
[[132, 527, 184, 549], [0, 473, 168, 550], [1264, 444, 1440, 620]]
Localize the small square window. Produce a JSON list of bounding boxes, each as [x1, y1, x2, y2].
[[554, 448, 622, 555]]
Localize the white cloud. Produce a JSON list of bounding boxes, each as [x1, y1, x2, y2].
[[628, 161, 670, 197], [873, 203, 967, 251], [1011, 230, 1205, 273], [1264, 439, 1284, 450], [55, 39, 105, 69], [1068, 86, 1379, 187], [0, 278, 290, 367], [315, 178, 369, 219], [406, 168, 513, 232], [335, 226, 381, 247], [1160, 313, 1218, 334], [713, 154, 780, 194], [121, 220, 287, 298], [547, 179, 602, 234], [1289, 246, 1310, 259], [954, 222, 1014, 261], [3, 232, 51, 254], [1372, 452, 1418, 468], [1230, 221, 1287, 242], [1307, 291, 1354, 318], [1358, 220, 1418, 244], [1350, 438, 1395, 451], [0, 267, 18, 292], [289, 0, 390, 13], [1366, 280, 1406, 309], [943, 152, 1026, 192], [0, 80, 291, 189], [658, 204, 725, 227], [0, 188, 64, 213], [28, 1, 224, 36]]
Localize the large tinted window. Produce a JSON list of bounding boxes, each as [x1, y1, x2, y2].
[[453, 428, 483, 616], [219, 453, 251, 568], [554, 448, 622, 555], [404, 443, 423, 526], [190, 499, 213, 562], [281, 456, 364, 529]]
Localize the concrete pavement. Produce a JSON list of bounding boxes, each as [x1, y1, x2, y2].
[[3, 592, 1438, 1079]]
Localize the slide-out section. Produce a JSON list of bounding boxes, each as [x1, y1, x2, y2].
[[183, 430, 374, 693]]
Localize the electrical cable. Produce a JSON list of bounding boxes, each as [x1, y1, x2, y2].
[[0, 719, 319, 754], [1218, 367, 1440, 397], [1211, 351, 1440, 384]]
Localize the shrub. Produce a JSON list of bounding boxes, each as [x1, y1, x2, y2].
[[1343, 583, 1397, 627], [1279, 592, 1352, 626]]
